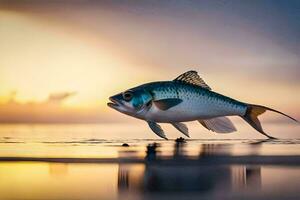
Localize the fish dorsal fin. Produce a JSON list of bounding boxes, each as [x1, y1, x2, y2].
[[174, 70, 211, 90]]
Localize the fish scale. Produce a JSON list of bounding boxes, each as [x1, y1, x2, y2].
[[141, 81, 247, 122]]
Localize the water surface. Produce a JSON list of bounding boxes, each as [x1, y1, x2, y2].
[[0, 123, 300, 200]]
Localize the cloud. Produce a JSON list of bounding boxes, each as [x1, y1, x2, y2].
[[0, 91, 117, 123], [47, 92, 76, 103]]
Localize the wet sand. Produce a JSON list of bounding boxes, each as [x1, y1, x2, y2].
[[0, 124, 300, 200], [1, 139, 300, 200]]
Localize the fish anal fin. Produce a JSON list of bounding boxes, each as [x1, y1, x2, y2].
[[174, 70, 211, 90], [153, 98, 182, 110], [147, 121, 168, 140], [198, 117, 237, 133], [171, 122, 189, 137]]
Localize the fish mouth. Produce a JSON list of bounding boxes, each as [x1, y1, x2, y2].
[[107, 97, 122, 109]]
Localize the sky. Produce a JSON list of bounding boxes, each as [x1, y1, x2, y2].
[[0, 0, 299, 123]]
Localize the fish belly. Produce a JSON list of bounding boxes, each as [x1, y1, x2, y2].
[[145, 95, 247, 122]]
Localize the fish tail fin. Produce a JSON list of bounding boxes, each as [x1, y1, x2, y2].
[[242, 104, 299, 139]]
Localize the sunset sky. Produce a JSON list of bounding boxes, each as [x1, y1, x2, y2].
[[0, 0, 299, 123]]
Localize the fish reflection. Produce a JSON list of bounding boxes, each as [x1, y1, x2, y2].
[[199, 143, 230, 157], [231, 166, 261, 191], [118, 164, 144, 193], [118, 142, 262, 195], [173, 140, 187, 159], [145, 143, 159, 161]]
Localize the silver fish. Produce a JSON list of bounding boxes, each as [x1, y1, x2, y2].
[[108, 71, 298, 139]]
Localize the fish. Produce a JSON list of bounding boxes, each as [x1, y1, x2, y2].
[[107, 70, 298, 140]]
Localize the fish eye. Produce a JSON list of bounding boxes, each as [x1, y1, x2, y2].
[[122, 91, 133, 101]]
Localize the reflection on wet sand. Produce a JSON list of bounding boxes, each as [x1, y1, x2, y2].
[[118, 142, 262, 198], [231, 166, 261, 191], [49, 163, 69, 177], [118, 164, 144, 193], [0, 140, 299, 200]]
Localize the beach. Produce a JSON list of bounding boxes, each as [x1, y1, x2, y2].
[[0, 123, 300, 200], [1, 1, 300, 199]]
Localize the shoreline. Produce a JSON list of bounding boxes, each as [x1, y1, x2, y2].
[[1, 155, 300, 166]]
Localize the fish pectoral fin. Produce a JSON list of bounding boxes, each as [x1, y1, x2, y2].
[[198, 117, 237, 133], [147, 121, 168, 140], [171, 122, 190, 137], [153, 98, 183, 110]]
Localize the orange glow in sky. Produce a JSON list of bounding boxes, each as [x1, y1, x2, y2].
[[0, 1, 299, 123]]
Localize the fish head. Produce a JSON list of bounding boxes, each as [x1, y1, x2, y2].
[[108, 87, 152, 117]]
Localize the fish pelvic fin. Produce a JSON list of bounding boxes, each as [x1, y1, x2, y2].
[[198, 117, 237, 133], [171, 122, 190, 137], [147, 121, 168, 140], [242, 104, 298, 139]]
